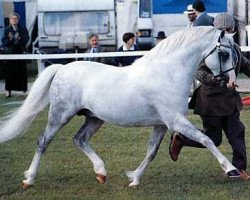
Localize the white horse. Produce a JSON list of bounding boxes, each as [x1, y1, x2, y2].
[[0, 27, 238, 189]]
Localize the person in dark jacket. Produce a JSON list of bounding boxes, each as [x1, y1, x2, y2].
[[114, 32, 139, 67], [1, 13, 29, 97], [155, 31, 166, 44], [169, 13, 250, 180], [192, 0, 214, 26]]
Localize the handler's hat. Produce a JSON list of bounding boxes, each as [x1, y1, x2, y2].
[[183, 5, 195, 15], [213, 13, 235, 31], [155, 31, 166, 39]]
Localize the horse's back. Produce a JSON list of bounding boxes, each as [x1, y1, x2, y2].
[[47, 61, 164, 126]]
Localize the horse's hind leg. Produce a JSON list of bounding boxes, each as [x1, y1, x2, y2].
[[22, 123, 63, 189], [126, 125, 167, 187], [73, 117, 105, 183], [172, 114, 237, 174], [22, 108, 75, 189]]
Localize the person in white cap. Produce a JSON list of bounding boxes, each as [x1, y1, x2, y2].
[[169, 13, 250, 180], [183, 4, 197, 27]]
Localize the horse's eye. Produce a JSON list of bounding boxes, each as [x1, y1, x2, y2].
[[219, 51, 230, 59]]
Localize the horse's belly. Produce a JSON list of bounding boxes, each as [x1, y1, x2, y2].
[[90, 103, 162, 127]]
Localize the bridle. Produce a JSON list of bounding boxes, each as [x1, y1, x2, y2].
[[203, 38, 235, 78], [202, 31, 236, 87]]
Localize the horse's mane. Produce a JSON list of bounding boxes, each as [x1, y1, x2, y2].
[[136, 26, 219, 64]]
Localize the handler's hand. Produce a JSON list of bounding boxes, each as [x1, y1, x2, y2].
[[8, 32, 14, 41], [227, 81, 238, 90]]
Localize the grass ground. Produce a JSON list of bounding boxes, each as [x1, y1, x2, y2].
[[0, 94, 250, 200]]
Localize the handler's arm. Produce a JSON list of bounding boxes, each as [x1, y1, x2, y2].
[[196, 62, 219, 85]]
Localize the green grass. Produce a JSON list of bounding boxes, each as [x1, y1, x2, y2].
[[0, 94, 250, 200]]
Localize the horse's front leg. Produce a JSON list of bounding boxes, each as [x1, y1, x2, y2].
[[171, 114, 238, 175], [73, 117, 106, 183], [126, 125, 167, 187]]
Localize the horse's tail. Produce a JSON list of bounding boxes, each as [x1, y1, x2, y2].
[[0, 64, 62, 142]]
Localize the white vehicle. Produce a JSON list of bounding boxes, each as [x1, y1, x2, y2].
[[37, 0, 116, 53], [35, 0, 153, 54], [3, 0, 246, 54]]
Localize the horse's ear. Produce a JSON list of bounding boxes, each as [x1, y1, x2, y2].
[[225, 31, 236, 37], [220, 30, 226, 39], [217, 30, 226, 43]]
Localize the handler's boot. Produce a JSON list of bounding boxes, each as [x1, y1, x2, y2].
[[169, 132, 183, 161], [227, 170, 241, 178]]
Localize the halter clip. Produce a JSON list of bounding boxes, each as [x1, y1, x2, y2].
[[216, 42, 221, 48]]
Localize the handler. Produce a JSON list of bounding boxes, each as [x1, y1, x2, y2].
[[169, 13, 250, 180]]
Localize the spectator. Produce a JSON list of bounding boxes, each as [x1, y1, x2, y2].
[[84, 33, 112, 65], [114, 32, 139, 67], [183, 4, 198, 91], [183, 4, 196, 27], [169, 13, 250, 180], [1, 13, 29, 97], [192, 0, 213, 26], [155, 31, 166, 44]]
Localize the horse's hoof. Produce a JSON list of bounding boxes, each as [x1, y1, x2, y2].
[[22, 182, 31, 190], [128, 180, 139, 187], [96, 173, 106, 184], [227, 169, 241, 178]]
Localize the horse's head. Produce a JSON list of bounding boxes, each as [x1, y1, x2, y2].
[[203, 30, 237, 88]]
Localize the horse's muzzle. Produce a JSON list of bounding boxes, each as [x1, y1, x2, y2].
[[226, 70, 237, 89]]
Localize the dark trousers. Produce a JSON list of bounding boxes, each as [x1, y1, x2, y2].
[[181, 111, 247, 170], [5, 60, 27, 92]]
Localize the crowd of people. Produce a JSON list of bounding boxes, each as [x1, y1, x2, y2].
[[0, 0, 250, 180]]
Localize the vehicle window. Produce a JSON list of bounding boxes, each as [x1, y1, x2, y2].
[[139, 0, 151, 18], [44, 11, 109, 35]]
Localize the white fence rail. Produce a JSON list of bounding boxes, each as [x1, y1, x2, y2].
[[0, 46, 249, 61], [0, 51, 147, 60]]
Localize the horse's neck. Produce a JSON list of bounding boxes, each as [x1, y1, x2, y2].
[[171, 43, 207, 93], [181, 44, 205, 78]]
